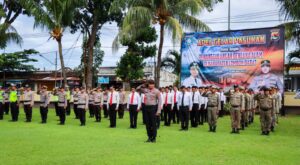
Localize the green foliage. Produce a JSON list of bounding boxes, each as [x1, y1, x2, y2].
[[0, 49, 38, 71], [0, 110, 299, 165], [116, 51, 145, 82]]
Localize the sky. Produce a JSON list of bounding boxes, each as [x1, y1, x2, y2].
[[1, 0, 293, 71]]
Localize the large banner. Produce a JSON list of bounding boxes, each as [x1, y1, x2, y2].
[[180, 27, 285, 93]]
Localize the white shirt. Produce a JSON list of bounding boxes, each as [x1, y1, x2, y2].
[[141, 93, 145, 104], [172, 90, 181, 104], [177, 92, 193, 110], [160, 92, 164, 109], [162, 92, 174, 109], [107, 91, 120, 109], [219, 92, 226, 102], [127, 92, 141, 109], [191, 91, 201, 105]]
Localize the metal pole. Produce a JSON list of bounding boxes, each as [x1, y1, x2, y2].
[[228, 0, 231, 31]]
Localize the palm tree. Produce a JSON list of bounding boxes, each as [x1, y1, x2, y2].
[[114, 0, 218, 87], [0, 23, 22, 49], [20, 0, 84, 87]]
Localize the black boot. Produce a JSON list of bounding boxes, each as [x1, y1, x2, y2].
[[231, 128, 235, 134], [236, 129, 240, 134], [209, 126, 212, 132], [241, 124, 245, 130], [213, 126, 216, 132], [271, 126, 274, 132], [245, 122, 248, 127]]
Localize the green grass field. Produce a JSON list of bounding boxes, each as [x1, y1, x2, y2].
[[0, 108, 299, 165]]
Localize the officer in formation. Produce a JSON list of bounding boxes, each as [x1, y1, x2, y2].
[[3, 88, 10, 115], [118, 88, 126, 119], [198, 86, 207, 125], [23, 85, 35, 122], [228, 85, 244, 134], [140, 92, 146, 125], [254, 87, 274, 135], [73, 87, 80, 119], [52, 87, 59, 116], [0, 86, 4, 120], [127, 87, 141, 128], [93, 87, 103, 122], [270, 87, 281, 132], [77, 87, 89, 126], [205, 85, 220, 132], [9, 84, 19, 122], [107, 86, 120, 128], [190, 86, 201, 127], [88, 88, 95, 118], [102, 88, 109, 118], [39, 85, 50, 123], [171, 86, 180, 124], [177, 86, 192, 131], [137, 80, 162, 143], [56, 87, 67, 125], [66, 86, 71, 116], [162, 87, 173, 126]]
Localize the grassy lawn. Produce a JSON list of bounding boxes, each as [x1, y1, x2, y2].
[[0, 108, 299, 165]]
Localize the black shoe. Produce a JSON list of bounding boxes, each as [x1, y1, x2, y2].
[[145, 138, 151, 143], [151, 138, 156, 143], [235, 129, 240, 134], [213, 126, 216, 132], [80, 123, 85, 126], [266, 131, 270, 135], [271, 126, 274, 132], [231, 128, 235, 134], [180, 128, 185, 131]]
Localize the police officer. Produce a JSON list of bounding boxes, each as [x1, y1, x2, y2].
[[244, 88, 252, 127], [249, 60, 283, 93], [57, 87, 67, 125], [107, 86, 120, 128], [73, 87, 80, 119], [182, 62, 203, 87], [239, 86, 247, 130], [255, 87, 274, 135], [177, 86, 192, 131], [229, 85, 244, 134], [127, 87, 141, 128], [88, 88, 95, 118], [102, 88, 109, 118], [198, 86, 207, 125], [270, 87, 280, 132], [205, 86, 220, 132], [23, 85, 34, 122], [77, 87, 89, 126], [39, 85, 50, 123], [162, 87, 174, 126], [140, 92, 146, 124], [190, 86, 201, 127], [94, 87, 103, 122], [9, 84, 19, 122], [118, 88, 126, 119], [137, 80, 162, 143], [66, 86, 71, 116], [52, 87, 59, 116], [0, 86, 4, 120]]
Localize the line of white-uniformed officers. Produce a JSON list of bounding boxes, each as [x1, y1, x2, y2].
[[0, 83, 282, 136]]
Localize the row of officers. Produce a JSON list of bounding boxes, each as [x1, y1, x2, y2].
[[0, 80, 282, 142]]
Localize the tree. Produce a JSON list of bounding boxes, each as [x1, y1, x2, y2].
[[20, 0, 84, 88], [113, 0, 221, 87], [70, 0, 123, 88], [0, 49, 38, 83], [115, 26, 157, 83]]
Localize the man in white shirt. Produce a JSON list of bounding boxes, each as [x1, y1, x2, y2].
[[127, 87, 141, 128], [191, 86, 201, 127], [177, 86, 193, 131], [172, 86, 180, 124], [107, 86, 120, 128], [163, 87, 174, 126], [218, 88, 226, 117]]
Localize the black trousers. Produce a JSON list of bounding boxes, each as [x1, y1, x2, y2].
[[180, 106, 190, 130], [78, 108, 86, 125], [94, 105, 101, 122], [191, 103, 199, 127], [118, 104, 125, 119], [199, 104, 206, 124], [88, 104, 95, 117], [10, 102, 19, 121], [66, 100, 71, 115], [219, 101, 224, 117], [0, 102, 3, 120], [129, 105, 138, 128], [40, 106, 48, 122], [163, 104, 172, 126], [160, 108, 164, 121], [4, 102, 9, 114], [172, 103, 180, 123], [73, 104, 79, 119], [109, 104, 117, 127], [58, 106, 66, 124], [103, 102, 108, 118], [24, 104, 32, 122], [54, 102, 59, 116], [145, 105, 158, 139], [141, 103, 146, 124]]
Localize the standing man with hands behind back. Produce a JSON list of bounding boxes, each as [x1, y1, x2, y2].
[[137, 80, 162, 143]]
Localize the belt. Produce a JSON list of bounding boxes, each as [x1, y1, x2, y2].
[[208, 105, 217, 107], [59, 101, 65, 103], [94, 102, 101, 104], [232, 105, 240, 108], [261, 108, 271, 111], [78, 103, 86, 105]]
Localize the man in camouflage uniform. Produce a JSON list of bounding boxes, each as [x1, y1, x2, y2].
[[205, 86, 220, 132], [229, 85, 244, 134], [255, 87, 274, 135]]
